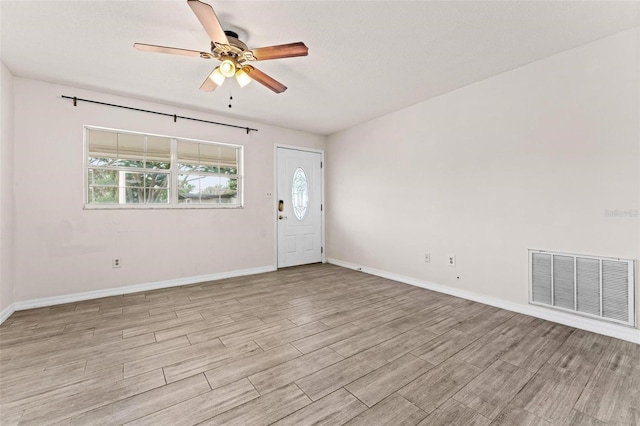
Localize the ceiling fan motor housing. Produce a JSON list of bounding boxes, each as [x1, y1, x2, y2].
[[212, 30, 252, 63], [224, 30, 239, 39]]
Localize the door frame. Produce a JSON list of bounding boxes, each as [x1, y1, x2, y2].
[[273, 144, 326, 269]]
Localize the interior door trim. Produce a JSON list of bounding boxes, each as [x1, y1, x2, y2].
[[273, 144, 326, 269]]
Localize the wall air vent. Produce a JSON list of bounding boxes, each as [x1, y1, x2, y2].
[[529, 250, 635, 327]]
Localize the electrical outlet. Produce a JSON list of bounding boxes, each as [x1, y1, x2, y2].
[[447, 255, 456, 267], [265, 192, 273, 199], [112, 258, 121, 268], [424, 253, 431, 263]]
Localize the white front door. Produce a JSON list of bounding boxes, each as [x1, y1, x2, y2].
[[276, 147, 323, 268]]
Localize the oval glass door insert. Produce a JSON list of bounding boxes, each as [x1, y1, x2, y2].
[[292, 167, 309, 220]]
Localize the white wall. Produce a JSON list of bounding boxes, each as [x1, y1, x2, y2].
[[327, 29, 639, 328], [12, 78, 325, 302], [0, 61, 15, 315]]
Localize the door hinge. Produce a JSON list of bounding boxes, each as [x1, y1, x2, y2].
[[321, 247, 324, 254], [321, 204, 323, 211], [320, 161, 323, 168]]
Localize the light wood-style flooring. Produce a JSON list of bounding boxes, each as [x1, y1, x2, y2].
[[1, 264, 638, 425]]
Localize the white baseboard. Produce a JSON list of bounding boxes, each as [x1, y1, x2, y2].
[[328, 258, 640, 344], [13, 265, 276, 311], [0, 303, 16, 325]]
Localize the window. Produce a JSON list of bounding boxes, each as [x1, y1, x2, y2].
[[177, 140, 239, 205], [86, 127, 242, 208]]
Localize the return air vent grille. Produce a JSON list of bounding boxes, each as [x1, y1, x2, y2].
[[529, 250, 635, 326]]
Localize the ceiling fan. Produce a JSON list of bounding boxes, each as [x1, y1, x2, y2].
[[134, 0, 308, 94]]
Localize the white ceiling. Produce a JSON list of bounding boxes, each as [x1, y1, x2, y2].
[[1, 1, 638, 135]]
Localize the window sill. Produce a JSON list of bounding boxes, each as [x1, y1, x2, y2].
[[83, 204, 244, 210]]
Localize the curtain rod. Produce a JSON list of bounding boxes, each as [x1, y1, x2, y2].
[[61, 95, 258, 134]]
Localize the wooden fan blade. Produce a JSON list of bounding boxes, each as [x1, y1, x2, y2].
[[200, 70, 219, 91], [187, 0, 229, 45], [251, 42, 308, 61], [134, 43, 211, 59], [243, 66, 287, 93]]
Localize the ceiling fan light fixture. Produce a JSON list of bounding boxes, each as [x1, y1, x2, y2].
[[235, 67, 252, 88], [209, 67, 226, 86], [219, 58, 236, 78]]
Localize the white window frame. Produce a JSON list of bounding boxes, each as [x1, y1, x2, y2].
[[84, 125, 243, 209]]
